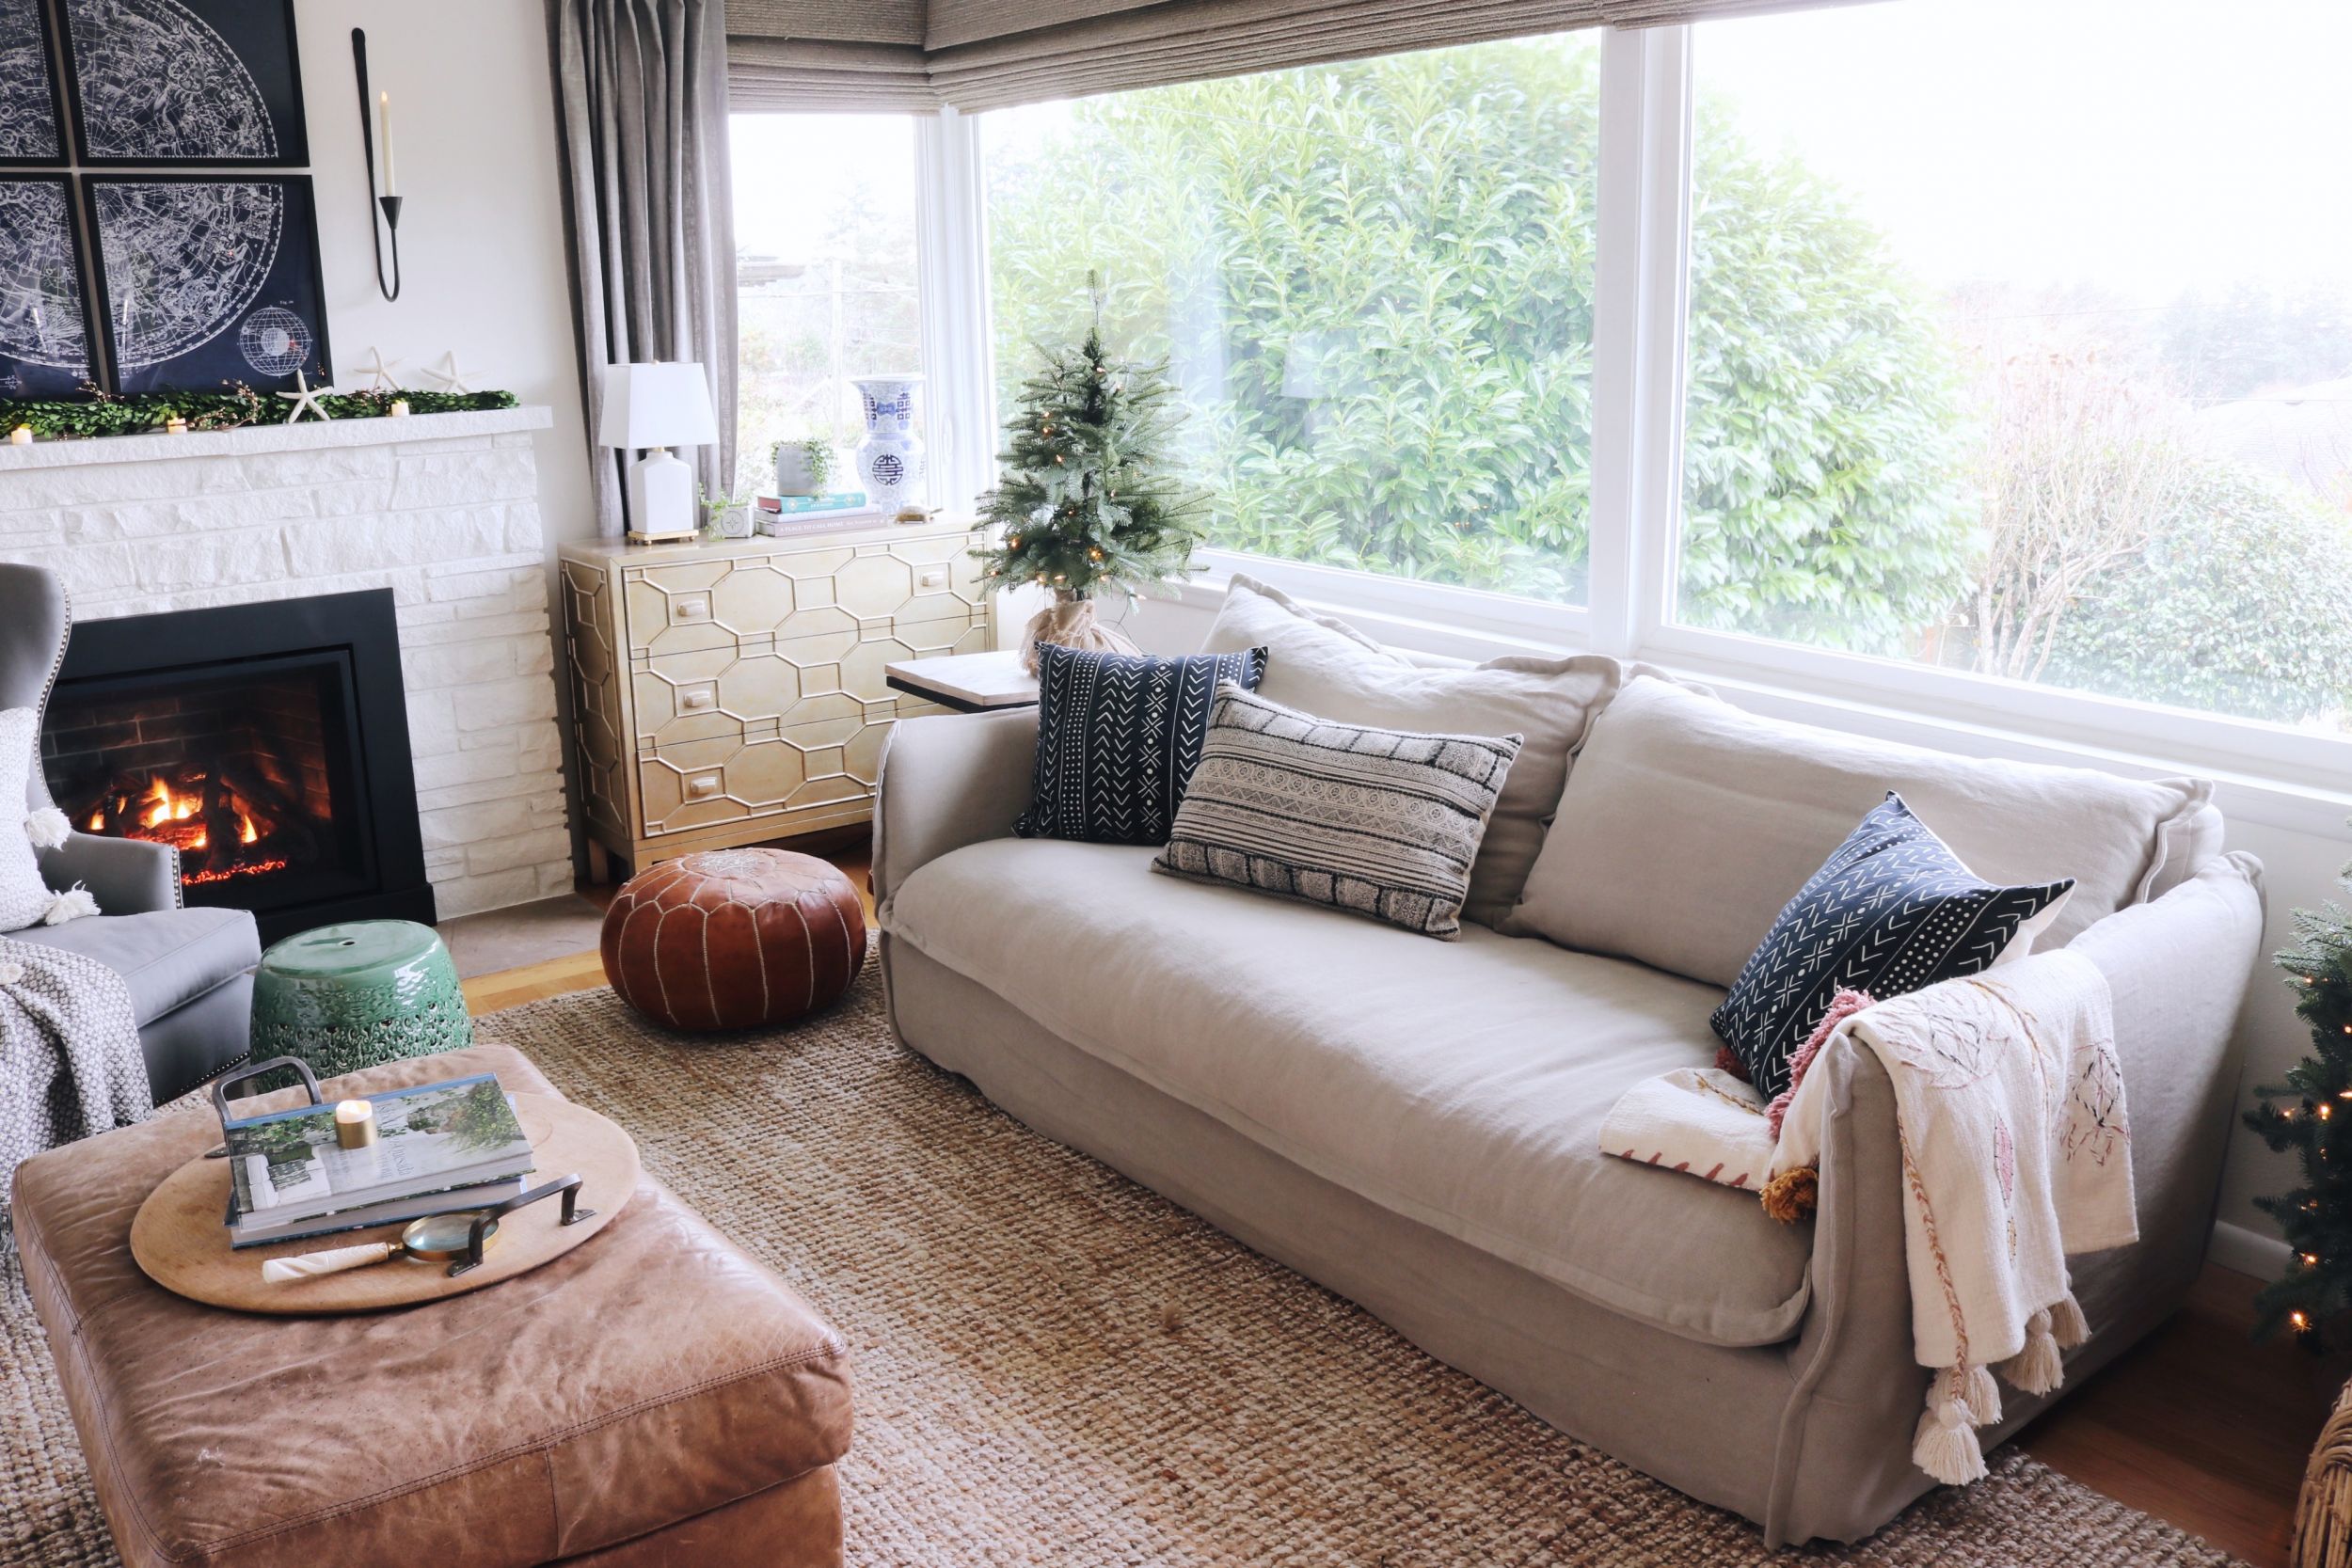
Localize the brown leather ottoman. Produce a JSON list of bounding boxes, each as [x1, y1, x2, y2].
[[10, 1044, 851, 1568]]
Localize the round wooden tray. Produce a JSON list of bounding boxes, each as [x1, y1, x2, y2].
[[130, 1093, 640, 1315]]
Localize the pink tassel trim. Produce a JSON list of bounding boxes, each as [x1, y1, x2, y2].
[[1766, 989, 1876, 1142]]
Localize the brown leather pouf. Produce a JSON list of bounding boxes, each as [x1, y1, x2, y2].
[[601, 847, 866, 1031]]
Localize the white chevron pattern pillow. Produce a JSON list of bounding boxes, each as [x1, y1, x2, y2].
[[1152, 684, 1521, 940], [1711, 792, 2074, 1101]]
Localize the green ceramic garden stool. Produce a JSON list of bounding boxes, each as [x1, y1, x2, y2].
[[249, 921, 472, 1079]]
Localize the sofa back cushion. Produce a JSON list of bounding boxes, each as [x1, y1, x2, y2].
[[1200, 575, 1695, 927], [1508, 677, 2217, 987]]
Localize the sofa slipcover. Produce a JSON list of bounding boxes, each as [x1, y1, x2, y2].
[[884, 835, 1813, 1346], [1508, 676, 2221, 986]]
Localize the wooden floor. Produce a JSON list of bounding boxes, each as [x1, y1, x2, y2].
[[465, 843, 2334, 1567]]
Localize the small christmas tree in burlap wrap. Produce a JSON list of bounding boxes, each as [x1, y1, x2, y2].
[[2246, 829, 2352, 1351], [973, 274, 1205, 672]]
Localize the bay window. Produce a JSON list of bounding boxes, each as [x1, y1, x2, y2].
[[728, 0, 2352, 788]]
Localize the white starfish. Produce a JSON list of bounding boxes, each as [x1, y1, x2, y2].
[[277, 368, 332, 423], [354, 347, 402, 390], [424, 352, 475, 394]]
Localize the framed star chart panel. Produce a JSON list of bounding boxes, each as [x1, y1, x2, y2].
[[84, 174, 332, 395], [0, 0, 68, 167], [0, 175, 96, 395], [59, 0, 310, 167]]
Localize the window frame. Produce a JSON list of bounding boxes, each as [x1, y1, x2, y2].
[[849, 23, 2352, 810]]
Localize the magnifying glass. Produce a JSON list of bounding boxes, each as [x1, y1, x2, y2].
[[261, 1175, 592, 1284]]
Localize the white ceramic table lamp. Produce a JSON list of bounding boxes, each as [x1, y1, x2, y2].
[[599, 361, 719, 544]]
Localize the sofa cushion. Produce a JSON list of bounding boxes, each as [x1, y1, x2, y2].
[[1155, 683, 1523, 940], [883, 836, 1814, 1346], [12, 906, 260, 1024], [1712, 794, 2076, 1101], [1198, 575, 1698, 928], [1013, 641, 1269, 845], [1509, 677, 2216, 987]]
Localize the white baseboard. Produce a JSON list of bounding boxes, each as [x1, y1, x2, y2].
[[2210, 1218, 2291, 1280]]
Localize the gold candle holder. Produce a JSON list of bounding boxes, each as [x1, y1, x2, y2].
[[333, 1098, 378, 1148]]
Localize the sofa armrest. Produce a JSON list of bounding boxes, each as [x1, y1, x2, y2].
[[872, 708, 1039, 911], [37, 832, 180, 915]]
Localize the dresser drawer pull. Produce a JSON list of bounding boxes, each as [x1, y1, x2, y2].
[[674, 594, 711, 622], [681, 689, 714, 710], [687, 773, 723, 799]]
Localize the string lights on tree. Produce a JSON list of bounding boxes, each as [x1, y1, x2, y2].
[[2247, 824, 2352, 1348]]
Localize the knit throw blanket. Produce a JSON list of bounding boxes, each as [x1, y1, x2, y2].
[[0, 935, 150, 1202], [1766, 948, 2134, 1484]]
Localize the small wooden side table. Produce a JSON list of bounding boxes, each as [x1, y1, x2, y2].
[[883, 649, 1039, 715]]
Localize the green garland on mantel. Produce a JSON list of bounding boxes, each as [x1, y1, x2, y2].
[[0, 387, 518, 441]]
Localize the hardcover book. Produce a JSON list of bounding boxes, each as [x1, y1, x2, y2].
[[757, 490, 868, 514], [224, 1073, 533, 1227]]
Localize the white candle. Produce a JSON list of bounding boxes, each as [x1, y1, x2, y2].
[[334, 1098, 377, 1148], [378, 90, 396, 197], [8, 426, 30, 446], [388, 398, 410, 418]]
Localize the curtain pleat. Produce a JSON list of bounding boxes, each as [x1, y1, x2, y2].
[[727, 0, 1883, 114], [549, 0, 738, 537]]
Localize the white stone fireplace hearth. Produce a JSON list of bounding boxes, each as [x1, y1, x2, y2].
[[0, 408, 570, 919]]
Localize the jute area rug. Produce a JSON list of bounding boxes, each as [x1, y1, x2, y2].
[[4, 952, 2237, 1567]]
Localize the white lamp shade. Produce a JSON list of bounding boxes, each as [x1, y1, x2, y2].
[[598, 361, 719, 451]]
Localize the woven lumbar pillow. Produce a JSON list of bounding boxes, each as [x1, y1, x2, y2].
[[1013, 641, 1270, 846], [1711, 791, 2074, 1103], [1152, 682, 1521, 939], [0, 707, 93, 933]]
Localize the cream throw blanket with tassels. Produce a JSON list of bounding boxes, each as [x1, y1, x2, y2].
[[1766, 947, 2135, 1484]]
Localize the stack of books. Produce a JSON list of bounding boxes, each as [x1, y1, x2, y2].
[[755, 491, 881, 536], [222, 1072, 535, 1247]]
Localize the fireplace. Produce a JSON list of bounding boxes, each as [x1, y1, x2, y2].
[[42, 589, 436, 945]]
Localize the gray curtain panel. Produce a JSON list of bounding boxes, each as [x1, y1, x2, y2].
[[549, 0, 739, 537]]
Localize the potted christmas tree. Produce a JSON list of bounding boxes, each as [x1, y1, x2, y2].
[[2247, 829, 2352, 1347], [973, 276, 1206, 672]]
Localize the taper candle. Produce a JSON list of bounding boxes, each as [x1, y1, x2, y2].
[[378, 89, 396, 197], [334, 1098, 377, 1148]]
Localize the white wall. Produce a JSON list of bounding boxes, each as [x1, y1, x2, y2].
[[294, 0, 592, 556], [1115, 581, 2348, 1260]]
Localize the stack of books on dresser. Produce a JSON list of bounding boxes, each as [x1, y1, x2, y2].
[[222, 1073, 534, 1247], [755, 491, 880, 535]]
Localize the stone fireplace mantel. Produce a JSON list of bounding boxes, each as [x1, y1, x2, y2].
[[0, 405, 569, 920]]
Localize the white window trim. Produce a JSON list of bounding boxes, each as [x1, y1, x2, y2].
[[900, 30, 2352, 823]]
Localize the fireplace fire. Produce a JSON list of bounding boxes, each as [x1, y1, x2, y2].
[[42, 588, 436, 944]]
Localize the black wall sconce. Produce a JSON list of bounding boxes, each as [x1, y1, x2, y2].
[[352, 28, 402, 302]]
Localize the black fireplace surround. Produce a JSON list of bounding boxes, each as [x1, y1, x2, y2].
[[42, 589, 435, 946]]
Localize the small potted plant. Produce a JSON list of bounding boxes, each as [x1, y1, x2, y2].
[[771, 436, 836, 498]]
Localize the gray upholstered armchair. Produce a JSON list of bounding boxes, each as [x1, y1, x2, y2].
[[0, 563, 260, 1104]]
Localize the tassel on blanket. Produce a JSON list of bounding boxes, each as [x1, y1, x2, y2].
[[1765, 988, 1875, 1141], [2049, 1291, 2090, 1350], [1912, 1369, 1990, 1485], [1999, 1307, 2065, 1396], [1960, 1363, 2002, 1427], [24, 807, 70, 850], [1759, 1165, 1817, 1223], [41, 885, 97, 926]]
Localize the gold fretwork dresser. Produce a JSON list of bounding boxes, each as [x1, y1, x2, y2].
[[559, 522, 988, 879]]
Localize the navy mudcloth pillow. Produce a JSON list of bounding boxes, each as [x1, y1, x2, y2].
[[1711, 792, 2075, 1102], [1013, 641, 1270, 846]]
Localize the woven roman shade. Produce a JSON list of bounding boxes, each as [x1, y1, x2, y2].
[[728, 0, 1883, 113]]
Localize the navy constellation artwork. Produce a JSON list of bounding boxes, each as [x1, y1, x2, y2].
[[0, 1, 65, 164], [0, 176, 93, 394], [60, 0, 309, 166], [87, 175, 331, 394]]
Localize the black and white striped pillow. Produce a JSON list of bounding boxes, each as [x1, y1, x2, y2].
[[1013, 642, 1270, 846], [1152, 684, 1521, 939]]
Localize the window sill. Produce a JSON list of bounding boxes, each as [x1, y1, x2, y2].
[[1169, 562, 2352, 840]]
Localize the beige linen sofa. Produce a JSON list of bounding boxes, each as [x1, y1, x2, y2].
[[870, 585, 2265, 1546]]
